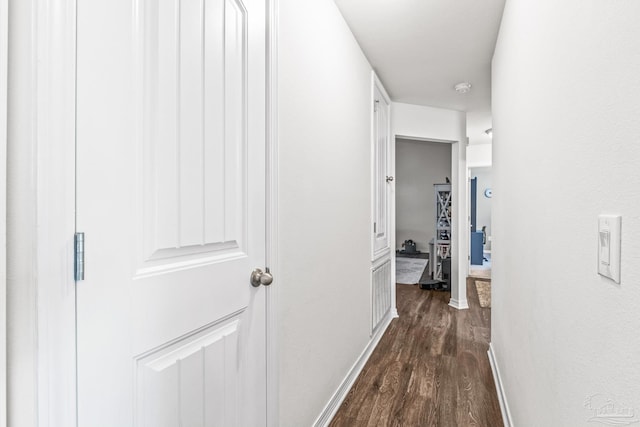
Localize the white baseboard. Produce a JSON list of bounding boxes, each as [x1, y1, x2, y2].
[[448, 298, 469, 310], [488, 343, 513, 427], [391, 307, 399, 318], [313, 311, 394, 427]]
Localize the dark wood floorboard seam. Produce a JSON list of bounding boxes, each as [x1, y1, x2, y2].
[[329, 278, 503, 427]]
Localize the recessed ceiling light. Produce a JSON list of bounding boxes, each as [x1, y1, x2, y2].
[[485, 128, 493, 136], [454, 82, 472, 94]]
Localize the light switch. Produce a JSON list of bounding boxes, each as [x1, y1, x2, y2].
[[598, 215, 621, 283]]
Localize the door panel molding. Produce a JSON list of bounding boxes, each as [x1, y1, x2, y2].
[[135, 312, 244, 426], [371, 72, 392, 262], [137, 0, 249, 261]]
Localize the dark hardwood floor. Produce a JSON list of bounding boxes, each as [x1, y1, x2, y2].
[[329, 278, 503, 427]]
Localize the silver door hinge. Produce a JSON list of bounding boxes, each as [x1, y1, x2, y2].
[[374, 99, 379, 112], [374, 222, 377, 233], [75, 232, 85, 281]]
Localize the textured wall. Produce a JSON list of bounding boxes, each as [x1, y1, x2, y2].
[[277, 0, 373, 425], [492, 0, 640, 424]]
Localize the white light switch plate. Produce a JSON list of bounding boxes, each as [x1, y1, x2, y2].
[[598, 215, 621, 283]]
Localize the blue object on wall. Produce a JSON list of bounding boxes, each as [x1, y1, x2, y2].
[[471, 231, 484, 265], [470, 177, 478, 232]]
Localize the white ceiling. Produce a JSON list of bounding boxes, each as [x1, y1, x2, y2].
[[333, 0, 506, 142]]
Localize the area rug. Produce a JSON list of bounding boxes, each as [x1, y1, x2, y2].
[[475, 280, 491, 308], [469, 266, 491, 279], [396, 257, 428, 285]]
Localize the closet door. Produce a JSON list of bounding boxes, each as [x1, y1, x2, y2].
[[75, 0, 269, 425], [372, 77, 391, 259]]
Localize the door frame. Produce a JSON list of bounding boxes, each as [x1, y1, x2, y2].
[[466, 163, 492, 274], [1, 0, 8, 422], [6, 0, 279, 425], [392, 134, 469, 310], [266, 0, 280, 425]]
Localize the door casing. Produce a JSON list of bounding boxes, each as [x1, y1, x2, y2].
[[0, 0, 8, 422], [392, 134, 469, 310]]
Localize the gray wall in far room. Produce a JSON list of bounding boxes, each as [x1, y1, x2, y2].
[[396, 138, 451, 253]]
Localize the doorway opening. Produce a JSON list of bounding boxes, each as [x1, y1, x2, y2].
[[394, 137, 452, 292], [469, 166, 492, 280]]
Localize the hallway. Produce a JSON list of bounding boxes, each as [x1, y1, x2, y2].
[[329, 279, 502, 426]]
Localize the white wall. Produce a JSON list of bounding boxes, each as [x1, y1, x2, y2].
[[467, 143, 492, 168], [277, 0, 374, 425], [396, 138, 451, 252], [491, 0, 640, 424], [467, 110, 493, 146], [393, 102, 465, 143], [392, 102, 468, 309]]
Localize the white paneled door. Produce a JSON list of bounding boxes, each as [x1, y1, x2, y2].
[[75, 0, 268, 426], [372, 78, 391, 259]]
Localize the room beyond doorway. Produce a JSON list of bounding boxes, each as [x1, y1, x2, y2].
[[395, 138, 452, 290], [395, 138, 452, 255], [469, 166, 492, 279]]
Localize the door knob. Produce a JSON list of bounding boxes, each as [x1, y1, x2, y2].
[[250, 268, 273, 287], [386, 176, 394, 182]]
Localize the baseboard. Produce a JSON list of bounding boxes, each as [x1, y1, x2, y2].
[[390, 307, 399, 318], [488, 343, 514, 427], [313, 311, 394, 427], [448, 298, 469, 310]]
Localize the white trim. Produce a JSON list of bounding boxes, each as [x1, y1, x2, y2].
[[395, 134, 456, 144], [488, 343, 514, 427], [451, 139, 469, 310], [266, 0, 279, 425], [312, 311, 394, 427], [7, 0, 77, 425], [371, 247, 391, 265], [0, 0, 7, 422], [448, 298, 469, 310], [371, 251, 391, 269], [6, 0, 39, 423], [35, 0, 78, 425], [388, 90, 397, 320]]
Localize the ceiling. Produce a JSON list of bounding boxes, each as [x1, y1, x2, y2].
[[333, 0, 506, 143]]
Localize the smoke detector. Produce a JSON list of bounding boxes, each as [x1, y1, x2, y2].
[[454, 82, 472, 93]]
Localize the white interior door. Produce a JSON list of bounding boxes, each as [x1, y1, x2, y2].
[[372, 80, 391, 259], [76, 0, 268, 425]]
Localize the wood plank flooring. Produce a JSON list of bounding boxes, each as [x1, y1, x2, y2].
[[329, 278, 503, 427]]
